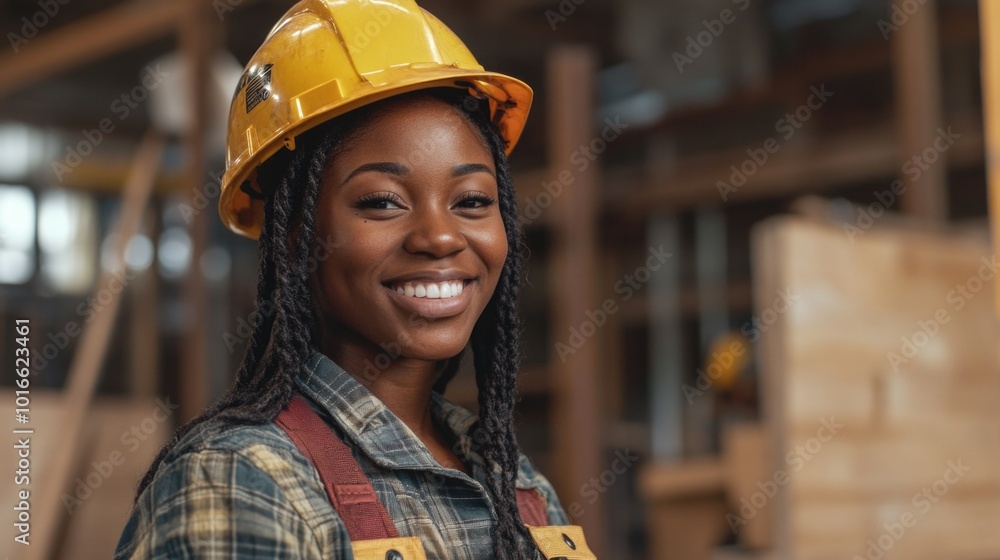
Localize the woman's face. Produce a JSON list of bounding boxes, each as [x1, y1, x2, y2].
[[311, 97, 508, 365]]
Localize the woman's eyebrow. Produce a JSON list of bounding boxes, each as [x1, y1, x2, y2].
[[452, 163, 495, 177], [341, 162, 408, 185]]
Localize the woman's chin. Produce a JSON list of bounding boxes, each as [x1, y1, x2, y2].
[[395, 333, 472, 362]]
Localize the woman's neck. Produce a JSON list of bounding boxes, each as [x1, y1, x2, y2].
[[318, 333, 440, 440], [316, 330, 472, 475]]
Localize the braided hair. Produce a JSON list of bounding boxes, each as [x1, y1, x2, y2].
[[136, 89, 533, 560]]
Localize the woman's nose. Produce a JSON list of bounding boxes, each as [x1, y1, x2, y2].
[[402, 208, 468, 257]]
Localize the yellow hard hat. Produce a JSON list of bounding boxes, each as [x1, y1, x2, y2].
[[219, 0, 534, 239]]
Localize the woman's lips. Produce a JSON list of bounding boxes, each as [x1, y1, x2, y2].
[[383, 279, 474, 318]]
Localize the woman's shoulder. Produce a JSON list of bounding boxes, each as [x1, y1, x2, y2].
[[142, 414, 330, 514], [117, 415, 350, 560], [165, 414, 296, 458], [146, 414, 328, 509]]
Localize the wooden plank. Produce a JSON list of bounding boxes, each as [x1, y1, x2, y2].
[[891, 0, 947, 221], [0, 1, 187, 98], [722, 423, 772, 550], [640, 458, 726, 498], [607, 120, 983, 217], [752, 217, 1000, 559], [546, 45, 605, 556], [25, 132, 163, 560], [130, 208, 160, 397], [980, 0, 1000, 323], [640, 460, 730, 560]]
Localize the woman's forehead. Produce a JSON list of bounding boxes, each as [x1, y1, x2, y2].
[[329, 97, 493, 165]]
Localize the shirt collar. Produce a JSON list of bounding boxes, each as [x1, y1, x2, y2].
[[295, 351, 538, 489]]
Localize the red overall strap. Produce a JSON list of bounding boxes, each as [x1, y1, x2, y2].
[[275, 394, 399, 541], [515, 488, 550, 526], [276, 394, 553, 535]]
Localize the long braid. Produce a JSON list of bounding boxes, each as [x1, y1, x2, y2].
[[135, 129, 335, 498], [465, 96, 532, 560]]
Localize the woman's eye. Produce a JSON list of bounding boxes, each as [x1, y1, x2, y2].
[[455, 192, 497, 209], [356, 193, 404, 210]]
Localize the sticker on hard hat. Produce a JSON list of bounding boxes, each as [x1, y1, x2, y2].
[[235, 63, 274, 113]]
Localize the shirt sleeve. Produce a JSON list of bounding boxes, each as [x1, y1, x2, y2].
[[114, 448, 351, 559]]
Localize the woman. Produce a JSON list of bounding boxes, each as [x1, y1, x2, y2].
[[114, 1, 595, 559]]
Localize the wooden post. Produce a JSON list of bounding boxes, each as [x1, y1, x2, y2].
[[891, 0, 947, 221], [178, 0, 214, 422], [546, 45, 605, 556], [981, 0, 1000, 321], [130, 208, 160, 398]]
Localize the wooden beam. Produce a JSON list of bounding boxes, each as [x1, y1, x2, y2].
[[891, 0, 947, 221], [607, 118, 983, 217], [546, 45, 606, 556], [0, 1, 187, 98], [130, 208, 161, 398], [980, 0, 1000, 321]]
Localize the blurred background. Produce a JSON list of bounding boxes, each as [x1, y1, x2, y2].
[[1, 0, 999, 558]]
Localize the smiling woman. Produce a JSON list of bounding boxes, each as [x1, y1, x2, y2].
[[112, 1, 596, 560]]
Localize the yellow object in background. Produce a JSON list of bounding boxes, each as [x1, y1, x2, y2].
[[704, 331, 751, 391]]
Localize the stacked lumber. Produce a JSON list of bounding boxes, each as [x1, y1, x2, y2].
[[752, 217, 1000, 559]]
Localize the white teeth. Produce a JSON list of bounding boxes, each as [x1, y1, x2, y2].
[[392, 280, 467, 299]]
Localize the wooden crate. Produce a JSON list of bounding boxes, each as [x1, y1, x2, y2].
[[752, 217, 1000, 559]]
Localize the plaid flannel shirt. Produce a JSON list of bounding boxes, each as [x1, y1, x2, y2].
[[114, 351, 569, 559]]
